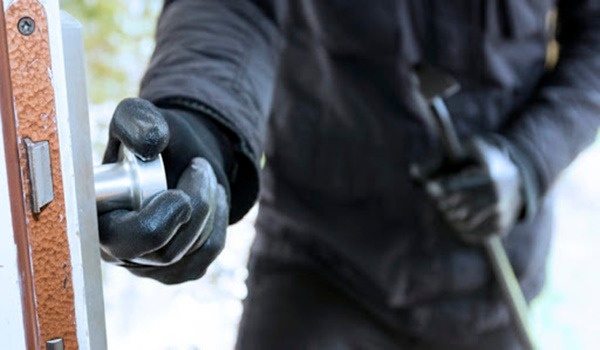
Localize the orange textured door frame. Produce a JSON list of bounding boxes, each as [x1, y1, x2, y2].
[[0, 3, 38, 349], [1, 0, 106, 348]]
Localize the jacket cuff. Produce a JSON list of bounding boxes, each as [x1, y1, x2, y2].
[[157, 99, 259, 224], [486, 133, 542, 222]]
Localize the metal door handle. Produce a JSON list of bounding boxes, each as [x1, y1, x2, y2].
[[94, 146, 167, 213]]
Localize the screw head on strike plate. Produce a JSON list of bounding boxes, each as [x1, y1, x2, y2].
[[18, 17, 35, 36]]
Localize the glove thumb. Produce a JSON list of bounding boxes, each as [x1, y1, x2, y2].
[[103, 98, 170, 163]]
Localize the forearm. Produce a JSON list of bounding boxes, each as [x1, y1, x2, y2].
[[502, 2, 600, 200], [140, 0, 283, 222]]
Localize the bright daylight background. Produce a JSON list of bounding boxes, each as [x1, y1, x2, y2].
[[59, 1, 600, 349]]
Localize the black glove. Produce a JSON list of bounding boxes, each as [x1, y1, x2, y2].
[[415, 136, 527, 244], [99, 98, 233, 284]]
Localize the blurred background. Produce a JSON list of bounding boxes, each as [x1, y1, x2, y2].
[[59, 1, 600, 349]]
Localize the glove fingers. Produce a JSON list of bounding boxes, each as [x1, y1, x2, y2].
[[439, 187, 496, 209], [190, 183, 228, 253], [435, 169, 490, 194], [451, 205, 496, 233], [98, 190, 192, 260], [436, 192, 463, 210], [178, 158, 218, 228], [127, 186, 229, 285], [104, 98, 169, 162], [163, 158, 219, 256], [440, 191, 496, 224], [445, 205, 470, 222], [464, 205, 497, 231], [134, 158, 218, 266]]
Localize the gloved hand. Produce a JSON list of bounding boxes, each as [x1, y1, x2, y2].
[[416, 136, 525, 244], [99, 98, 232, 284]]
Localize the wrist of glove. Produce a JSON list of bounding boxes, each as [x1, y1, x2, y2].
[[416, 135, 531, 244], [99, 98, 233, 284]]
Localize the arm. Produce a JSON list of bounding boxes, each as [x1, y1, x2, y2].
[[99, 0, 283, 284], [140, 0, 283, 222], [503, 0, 600, 215], [420, 1, 600, 242]]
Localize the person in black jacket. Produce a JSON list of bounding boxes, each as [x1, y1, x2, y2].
[[98, 1, 600, 349]]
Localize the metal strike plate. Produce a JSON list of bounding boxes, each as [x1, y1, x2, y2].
[[24, 138, 54, 213], [46, 338, 64, 350]]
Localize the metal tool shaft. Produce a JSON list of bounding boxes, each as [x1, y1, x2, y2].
[[430, 98, 535, 350], [484, 237, 535, 349], [415, 63, 534, 348]]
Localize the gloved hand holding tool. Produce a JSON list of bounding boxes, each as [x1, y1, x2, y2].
[[411, 64, 536, 349], [420, 136, 524, 245], [98, 98, 232, 284]]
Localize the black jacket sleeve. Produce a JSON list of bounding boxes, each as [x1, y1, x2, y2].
[[139, 0, 283, 223], [503, 0, 600, 210]]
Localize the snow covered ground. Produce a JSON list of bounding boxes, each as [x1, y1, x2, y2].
[[93, 103, 599, 349]]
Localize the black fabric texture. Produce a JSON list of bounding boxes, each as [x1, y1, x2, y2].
[[140, 0, 600, 340], [502, 0, 600, 197], [236, 254, 525, 350]]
